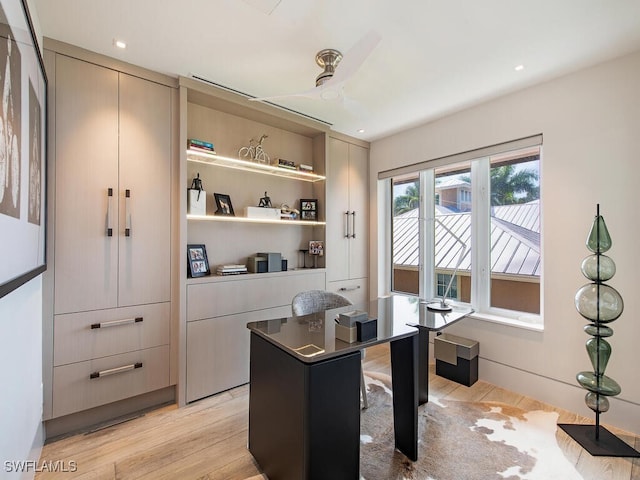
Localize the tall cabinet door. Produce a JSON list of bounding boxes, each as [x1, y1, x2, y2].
[[347, 143, 369, 280], [326, 138, 351, 283], [54, 56, 119, 314], [118, 74, 171, 306]]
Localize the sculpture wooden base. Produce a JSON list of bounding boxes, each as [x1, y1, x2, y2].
[[558, 424, 640, 457]]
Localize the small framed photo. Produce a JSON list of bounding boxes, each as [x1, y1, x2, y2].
[[309, 240, 324, 256], [214, 193, 235, 216], [187, 244, 211, 277], [300, 199, 318, 221]]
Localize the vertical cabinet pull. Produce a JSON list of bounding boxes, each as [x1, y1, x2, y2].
[[344, 211, 350, 238], [106, 188, 113, 237], [90, 362, 143, 379], [350, 211, 356, 239], [125, 189, 131, 237]]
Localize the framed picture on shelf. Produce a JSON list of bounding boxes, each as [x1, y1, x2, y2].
[[214, 193, 235, 216], [300, 198, 318, 221], [309, 240, 324, 256], [0, 0, 48, 299], [187, 244, 211, 278]]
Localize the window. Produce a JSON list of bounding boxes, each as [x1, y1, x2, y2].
[[391, 174, 420, 295], [436, 273, 458, 299], [384, 137, 542, 325]]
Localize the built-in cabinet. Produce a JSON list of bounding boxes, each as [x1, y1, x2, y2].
[[326, 137, 369, 305], [185, 270, 325, 402], [41, 41, 371, 429], [43, 45, 177, 426], [178, 77, 334, 404]]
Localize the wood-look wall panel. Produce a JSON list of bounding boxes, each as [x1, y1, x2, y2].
[[53, 55, 119, 314]]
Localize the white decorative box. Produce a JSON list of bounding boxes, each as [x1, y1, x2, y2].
[[335, 324, 357, 343], [187, 189, 206, 215], [245, 206, 281, 219], [338, 310, 369, 327]]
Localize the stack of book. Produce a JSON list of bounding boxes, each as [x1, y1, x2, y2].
[[216, 264, 248, 275], [277, 158, 297, 170], [188, 138, 215, 154], [298, 164, 314, 172]]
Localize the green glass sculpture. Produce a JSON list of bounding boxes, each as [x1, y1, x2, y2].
[[573, 206, 623, 437], [560, 205, 639, 457]]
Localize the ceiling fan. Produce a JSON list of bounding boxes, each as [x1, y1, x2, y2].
[[249, 30, 381, 104]]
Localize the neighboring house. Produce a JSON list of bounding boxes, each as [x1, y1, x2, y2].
[[393, 199, 540, 313]]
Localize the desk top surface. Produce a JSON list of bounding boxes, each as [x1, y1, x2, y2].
[[247, 294, 473, 363]]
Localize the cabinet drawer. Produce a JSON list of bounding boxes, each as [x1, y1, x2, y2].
[[327, 278, 368, 307], [54, 303, 170, 366], [187, 271, 325, 321], [52, 345, 170, 418]]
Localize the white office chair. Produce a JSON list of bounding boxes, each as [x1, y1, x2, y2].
[[291, 290, 368, 409]]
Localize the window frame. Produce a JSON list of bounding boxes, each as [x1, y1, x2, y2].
[[385, 137, 543, 328]]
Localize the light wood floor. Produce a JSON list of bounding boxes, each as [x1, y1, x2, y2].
[[37, 344, 640, 480]]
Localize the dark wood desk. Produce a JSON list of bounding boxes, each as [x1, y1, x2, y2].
[[246, 294, 472, 480], [247, 298, 419, 480]]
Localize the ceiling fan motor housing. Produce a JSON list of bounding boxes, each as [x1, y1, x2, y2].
[[315, 49, 343, 86]]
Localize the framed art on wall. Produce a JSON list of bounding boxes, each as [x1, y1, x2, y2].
[[187, 244, 210, 278], [0, 0, 47, 299]]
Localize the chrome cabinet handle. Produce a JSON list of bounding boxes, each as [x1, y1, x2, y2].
[[106, 188, 113, 237], [125, 189, 131, 237], [90, 317, 143, 329], [339, 285, 361, 292], [90, 362, 142, 379]]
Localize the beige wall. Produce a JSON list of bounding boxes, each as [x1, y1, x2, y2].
[[371, 50, 640, 434]]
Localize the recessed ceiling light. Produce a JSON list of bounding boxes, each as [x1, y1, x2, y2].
[[514, 64, 525, 72], [357, 129, 365, 133], [114, 39, 127, 49]]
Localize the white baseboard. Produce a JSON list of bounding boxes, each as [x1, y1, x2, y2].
[[480, 357, 640, 437]]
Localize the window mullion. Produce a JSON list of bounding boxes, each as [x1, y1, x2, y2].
[[419, 169, 435, 300], [471, 158, 490, 312]]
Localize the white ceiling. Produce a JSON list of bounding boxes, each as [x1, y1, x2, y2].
[[34, 0, 640, 141]]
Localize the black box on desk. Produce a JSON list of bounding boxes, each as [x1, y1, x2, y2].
[[356, 318, 377, 342], [434, 333, 479, 387]]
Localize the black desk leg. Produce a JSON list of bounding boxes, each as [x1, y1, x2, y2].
[[418, 328, 429, 405], [390, 334, 418, 461]]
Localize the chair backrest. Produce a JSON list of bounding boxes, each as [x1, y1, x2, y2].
[[291, 290, 352, 316]]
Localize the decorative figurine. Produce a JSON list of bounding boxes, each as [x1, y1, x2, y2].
[[190, 173, 203, 201], [238, 134, 270, 164], [258, 191, 272, 208]]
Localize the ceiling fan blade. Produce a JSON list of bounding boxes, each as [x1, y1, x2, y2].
[[249, 85, 325, 102], [330, 30, 381, 84], [249, 80, 346, 102]]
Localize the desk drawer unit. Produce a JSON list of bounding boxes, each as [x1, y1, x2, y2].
[[52, 345, 170, 418]]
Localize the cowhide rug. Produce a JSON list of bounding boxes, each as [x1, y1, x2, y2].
[[245, 372, 583, 480], [360, 371, 582, 480]]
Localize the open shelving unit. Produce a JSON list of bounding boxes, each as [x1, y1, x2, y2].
[[187, 148, 325, 183], [187, 213, 326, 226]]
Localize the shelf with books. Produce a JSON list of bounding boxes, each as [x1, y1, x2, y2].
[[187, 148, 325, 183], [186, 213, 326, 226]]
